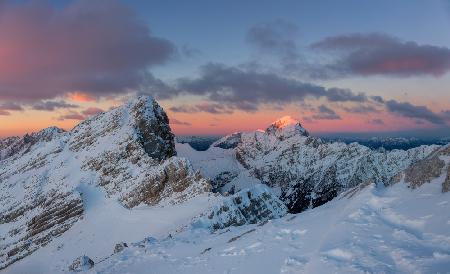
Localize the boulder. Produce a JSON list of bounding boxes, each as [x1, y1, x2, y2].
[[68, 255, 94, 272]]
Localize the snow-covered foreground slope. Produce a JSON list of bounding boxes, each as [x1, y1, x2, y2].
[[83, 177, 450, 274], [4, 188, 216, 274]]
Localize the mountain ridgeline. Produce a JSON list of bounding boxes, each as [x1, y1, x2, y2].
[[1, 97, 449, 273]]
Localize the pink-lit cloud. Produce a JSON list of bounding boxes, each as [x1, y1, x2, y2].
[[311, 33, 450, 77], [0, 0, 174, 102]]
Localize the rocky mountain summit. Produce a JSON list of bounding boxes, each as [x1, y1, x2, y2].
[[180, 116, 439, 213], [0, 96, 210, 270]]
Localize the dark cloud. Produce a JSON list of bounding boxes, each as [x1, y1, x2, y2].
[[169, 118, 191, 126], [32, 100, 79, 111], [343, 104, 379, 113], [195, 103, 233, 114], [180, 44, 201, 58], [169, 105, 196, 113], [311, 33, 450, 77], [0, 102, 24, 111], [0, 101, 24, 115], [325, 88, 367, 102], [441, 110, 450, 119], [170, 102, 232, 114], [0, 0, 174, 102], [312, 105, 341, 120], [174, 63, 368, 112], [368, 118, 385, 125], [0, 109, 10, 116], [246, 19, 300, 66], [81, 107, 104, 116], [370, 95, 385, 104], [385, 100, 446, 125], [56, 107, 104, 121], [57, 112, 85, 121], [138, 73, 179, 100]]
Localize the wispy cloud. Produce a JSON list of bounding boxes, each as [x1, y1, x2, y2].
[[32, 100, 79, 111], [385, 100, 446, 125], [311, 105, 341, 120], [169, 118, 191, 126]]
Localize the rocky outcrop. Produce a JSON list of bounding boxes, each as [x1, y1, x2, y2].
[[68, 255, 94, 272], [0, 96, 210, 269], [392, 144, 450, 192], [113, 242, 128, 254], [193, 184, 287, 230], [213, 133, 242, 149]]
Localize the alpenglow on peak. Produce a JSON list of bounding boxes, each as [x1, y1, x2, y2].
[[266, 115, 309, 137]]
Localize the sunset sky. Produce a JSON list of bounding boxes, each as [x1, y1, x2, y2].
[[1, 0, 450, 138]]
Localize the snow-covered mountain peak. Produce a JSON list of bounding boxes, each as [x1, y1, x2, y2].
[[270, 116, 299, 128], [266, 115, 309, 138]]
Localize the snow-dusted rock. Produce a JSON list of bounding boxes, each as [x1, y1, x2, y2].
[[0, 126, 65, 161], [68, 255, 94, 272], [113, 242, 128, 254], [393, 144, 450, 192], [0, 96, 210, 270], [193, 184, 287, 230]]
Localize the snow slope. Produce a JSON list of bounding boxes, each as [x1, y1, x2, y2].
[[83, 175, 450, 274], [4, 188, 216, 274]]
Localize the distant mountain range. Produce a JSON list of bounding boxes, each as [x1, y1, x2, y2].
[[177, 133, 449, 152]]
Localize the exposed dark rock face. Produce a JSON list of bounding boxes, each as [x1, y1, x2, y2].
[[194, 184, 287, 230], [133, 99, 176, 161]]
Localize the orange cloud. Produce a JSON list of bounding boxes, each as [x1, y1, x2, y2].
[[68, 92, 96, 102]]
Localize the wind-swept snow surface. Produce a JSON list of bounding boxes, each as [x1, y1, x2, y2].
[[84, 179, 450, 274], [4, 188, 216, 274]]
